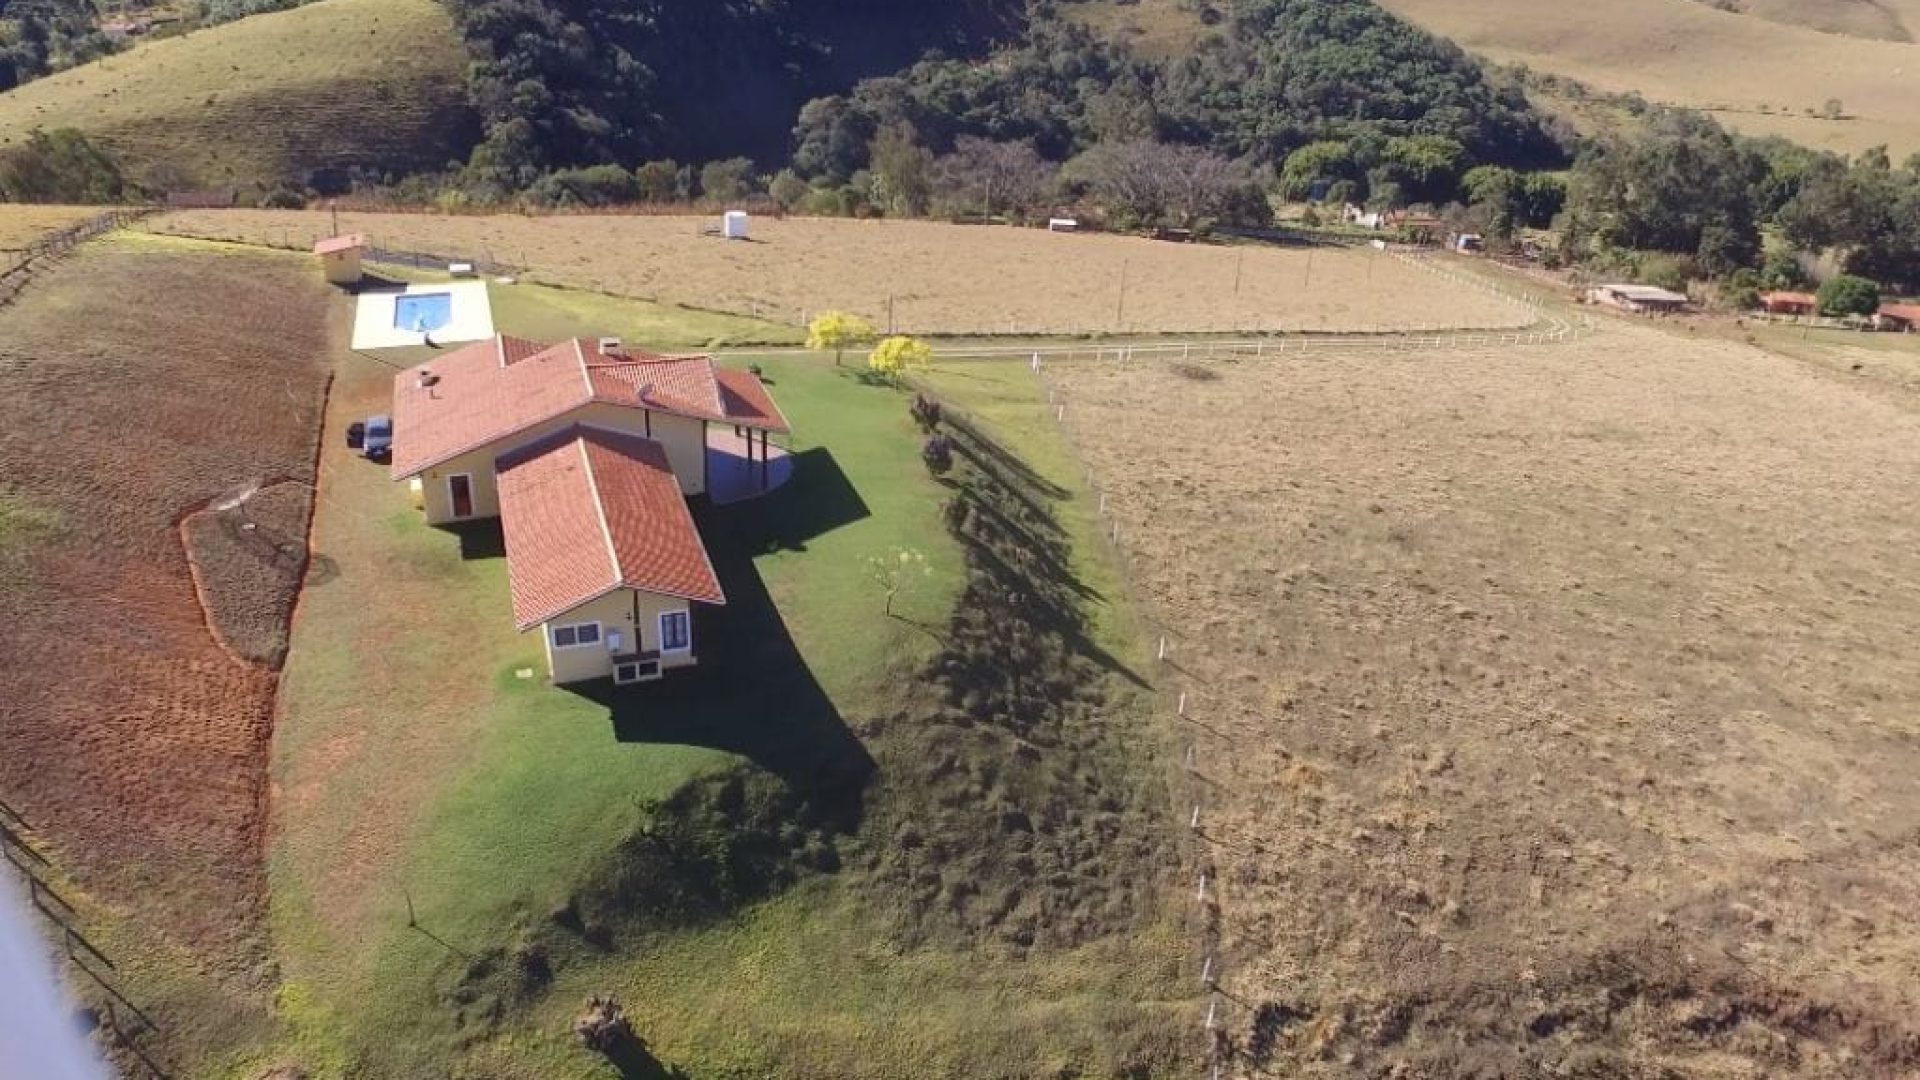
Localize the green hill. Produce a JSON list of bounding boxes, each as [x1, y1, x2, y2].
[[0, 0, 473, 192]]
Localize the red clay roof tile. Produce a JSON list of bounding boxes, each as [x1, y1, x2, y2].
[[496, 426, 724, 630], [391, 336, 788, 479]]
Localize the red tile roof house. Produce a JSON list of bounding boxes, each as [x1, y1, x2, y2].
[[1759, 291, 1818, 317], [390, 335, 790, 685], [1876, 303, 1920, 332]]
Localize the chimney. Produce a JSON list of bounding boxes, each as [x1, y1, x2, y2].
[[597, 337, 622, 356]]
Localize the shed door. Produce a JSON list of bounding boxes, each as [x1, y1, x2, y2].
[[448, 474, 474, 518]]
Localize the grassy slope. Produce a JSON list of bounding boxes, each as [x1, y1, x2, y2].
[[1373, 0, 1920, 155], [252, 276, 1183, 1077], [0, 0, 471, 190]]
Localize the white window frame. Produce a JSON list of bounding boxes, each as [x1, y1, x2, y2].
[[446, 472, 475, 519], [658, 610, 691, 653], [550, 620, 602, 650]]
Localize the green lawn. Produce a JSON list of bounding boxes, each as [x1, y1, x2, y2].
[[243, 282, 1184, 1077]]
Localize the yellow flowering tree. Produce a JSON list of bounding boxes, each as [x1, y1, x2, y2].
[[806, 310, 876, 367], [867, 335, 933, 379]]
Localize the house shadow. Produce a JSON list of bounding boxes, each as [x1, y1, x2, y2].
[[564, 496, 875, 825], [716, 445, 870, 554], [434, 518, 507, 560]]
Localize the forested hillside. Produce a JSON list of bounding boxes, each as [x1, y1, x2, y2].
[[450, 0, 1024, 186], [0, 0, 113, 89]]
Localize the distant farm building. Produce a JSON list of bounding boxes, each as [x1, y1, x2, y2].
[[1876, 303, 1920, 332], [389, 335, 791, 685], [1760, 291, 1818, 316], [1587, 284, 1689, 314], [312, 234, 366, 286]]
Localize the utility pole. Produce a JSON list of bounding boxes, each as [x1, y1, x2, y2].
[[1116, 259, 1129, 327], [1233, 248, 1244, 296]]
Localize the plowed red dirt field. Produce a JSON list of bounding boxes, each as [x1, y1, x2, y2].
[[0, 237, 333, 1058], [1051, 322, 1920, 1077]]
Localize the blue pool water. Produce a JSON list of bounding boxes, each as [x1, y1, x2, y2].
[[393, 292, 453, 333]]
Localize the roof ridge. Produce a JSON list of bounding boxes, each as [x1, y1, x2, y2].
[[576, 433, 624, 594]]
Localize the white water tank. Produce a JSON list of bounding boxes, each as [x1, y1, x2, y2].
[[723, 211, 750, 240]]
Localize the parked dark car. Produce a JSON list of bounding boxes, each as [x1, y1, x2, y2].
[[363, 415, 393, 462], [345, 420, 366, 450]]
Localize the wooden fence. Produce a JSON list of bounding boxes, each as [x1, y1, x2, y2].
[[0, 206, 156, 310]]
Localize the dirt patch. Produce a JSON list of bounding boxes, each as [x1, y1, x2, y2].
[[1050, 324, 1920, 1077], [182, 479, 324, 667], [0, 241, 334, 1058], [149, 210, 1530, 336]]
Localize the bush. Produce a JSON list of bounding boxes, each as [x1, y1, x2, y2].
[[1817, 274, 1880, 317], [909, 393, 943, 431], [525, 164, 638, 208], [921, 434, 954, 475], [0, 128, 125, 204]]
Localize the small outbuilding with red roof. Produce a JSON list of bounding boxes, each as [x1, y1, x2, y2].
[[387, 333, 791, 685]]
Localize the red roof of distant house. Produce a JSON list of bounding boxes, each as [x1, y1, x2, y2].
[[1878, 303, 1920, 322], [496, 426, 724, 630], [312, 234, 366, 255], [389, 335, 790, 480]]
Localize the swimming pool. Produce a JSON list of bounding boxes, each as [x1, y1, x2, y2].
[[392, 292, 453, 333]]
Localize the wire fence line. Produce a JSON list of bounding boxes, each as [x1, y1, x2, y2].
[[0, 206, 155, 311], [0, 799, 169, 1078]]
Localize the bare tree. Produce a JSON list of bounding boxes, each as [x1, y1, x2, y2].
[[934, 137, 1057, 220], [1069, 140, 1252, 227]]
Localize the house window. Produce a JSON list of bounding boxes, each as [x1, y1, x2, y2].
[[551, 621, 601, 649], [659, 610, 690, 652], [614, 660, 661, 685]]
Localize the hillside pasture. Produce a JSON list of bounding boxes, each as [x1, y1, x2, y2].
[[0, 236, 334, 1068], [1375, 0, 1920, 155], [148, 210, 1532, 336], [0, 0, 471, 191], [1047, 324, 1920, 1077]]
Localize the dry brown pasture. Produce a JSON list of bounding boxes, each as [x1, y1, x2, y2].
[[0, 205, 110, 251], [0, 236, 333, 1062], [147, 210, 1530, 336], [1051, 323, 1920, 1077]]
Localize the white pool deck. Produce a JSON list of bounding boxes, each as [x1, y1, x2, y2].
[[350, 281, 496, 350]]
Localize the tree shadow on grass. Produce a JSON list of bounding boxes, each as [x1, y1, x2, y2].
[[563, 496, 875, 826]]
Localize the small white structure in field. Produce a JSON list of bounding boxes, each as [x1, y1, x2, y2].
[[1048, 217, 1080, 232], [723, 211, 750, 240], [448, 262, 475, 278], [312, 233, 365, 287]]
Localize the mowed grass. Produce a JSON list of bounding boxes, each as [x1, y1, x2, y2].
[[254, 292, 1014, 1075], [0, 0, 471, 190], [1374, 0, 1920, 155]]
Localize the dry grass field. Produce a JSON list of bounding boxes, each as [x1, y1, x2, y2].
[[0, 236, 334, 1067], [1375, 0, 1920, 156], [1049, 323, 1920, 1076], [0, 205, 111, 250], [147, 210, 1531, 336], [0, 0, 470, 190]]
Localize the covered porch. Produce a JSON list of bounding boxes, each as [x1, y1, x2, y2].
[[707, 424, 792, 505]]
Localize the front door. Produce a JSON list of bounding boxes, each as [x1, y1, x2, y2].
[[448, 474, 474, 518]]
